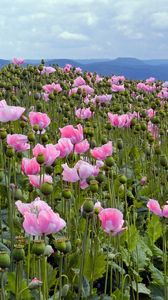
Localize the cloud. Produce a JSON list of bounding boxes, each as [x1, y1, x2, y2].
[[59, 31, 89, 41], [0, 0, 168, 59]]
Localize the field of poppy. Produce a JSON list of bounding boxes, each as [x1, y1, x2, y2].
[[0, 58, 167, 299]]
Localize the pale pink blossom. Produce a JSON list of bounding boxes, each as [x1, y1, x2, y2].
[[94, 201, 103, 213], [16, 198, 66, 236], [0, 100, 25, 122], [29, 112, 50, 130], [7, 134, 30, 152], [73, 76, 86, 87], [15, 197, 52, 215], [33, 144, 60, 166], [41, 66, 56, 75], [75, 107, 93, 119], [63, 64, 72, 73], [22, 158, 40, 175], [62, 163, 80, 182], [98, 208, 126, 235], [12, 57, 24, 65], [55, 138, 73, 158], [74, 139, 90, 154], [42, 83, 62, 94], [90, 141, 113, 160], [60, 124, 83, 144], [28, 174, 53, 188], [111, 84, 125, 92]]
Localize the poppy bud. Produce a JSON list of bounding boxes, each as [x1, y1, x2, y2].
[[0, 252, 10, 269], [40, 182, 53, 195], [32, 241, 45, 256]]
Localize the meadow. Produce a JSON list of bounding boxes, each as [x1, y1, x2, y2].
[[0, 59, 167, 299]]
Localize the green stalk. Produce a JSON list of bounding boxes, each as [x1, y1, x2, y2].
[[78, 215, 89, 298]]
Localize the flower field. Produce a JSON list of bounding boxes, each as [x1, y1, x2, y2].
[[0, 59, 167, 299]]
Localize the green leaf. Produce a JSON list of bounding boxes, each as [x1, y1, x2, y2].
[[147, 215, 162, 243], [132, 282, 151, 295], [83, 251, 106, 281], [123, 224, 140, 252], [6, 272, 31, 299], [149, 264, 165, 286], [112, 288, 130, 300], [149, 283, 165, 300]]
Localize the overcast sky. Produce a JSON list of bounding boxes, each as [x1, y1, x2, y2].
[[0, 0, 168, 59]]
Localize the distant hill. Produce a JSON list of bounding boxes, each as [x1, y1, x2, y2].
[[0, 57, 168, 80]]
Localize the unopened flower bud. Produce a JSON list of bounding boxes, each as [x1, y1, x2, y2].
[[32, 240, 45, 256], [0, 252, 10, 269], [40, 182, 53, 195]]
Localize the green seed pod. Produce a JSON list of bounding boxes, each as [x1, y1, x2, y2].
[[0, 252, 10, 269], [119, 175, 127, 184], [41, 134, 48, 143], [32, 241, 45, 256], [40, 182, 53, 195], [62, 189, 72, 199], [28, 131, 35, 142], [117, 139, 123, 150], [82, 199, 94, 213], [6, 146, 15, 158], [0, 128, 7, 140], [14, 189, 23, 200], [160, 155, 168, 168], [89, 180, 99, 193], [54, 238, 66, 252], [13, 245, 25, 262], [36, 153, 45, 165], [105, 156, 114, 167]]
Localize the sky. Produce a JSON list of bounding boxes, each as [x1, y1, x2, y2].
[[0, 0, 168, 60]]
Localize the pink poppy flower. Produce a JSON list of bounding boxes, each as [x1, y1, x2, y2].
[[21, 158, 40, 175], [33, 144, 60, 166], [75, 67, 82, 73], [62, 163, 80, 182], [0, 100, 25, 122], [146, 108, 155, 119], [60, 124, 83, 144], [94, 201, 103, 213], [90, 141, 113, 160], [111, 84, 125, 92], [29, 112, 50, 130], [16, 198, 66, 236], [63, 64, 72, 73], [98, 208, 126, 235], [12, 57, 24, 65], [163, 205, 168, 218], [42, 93, 49, 102], [42, 83, 62, 94], [69, 85, 94, 96], [15, 197, 52, 216], [140, 176, 147, 186], [7, 134, 30, 152], [73, 76, 86, 87], [147, 122, 159, 139], [28, 174, 53, 188], [55, 138, 73, 158], [41, 66, 56, 75], [111, 75, 125, 84], [74, 139, 90, 154], [147, 199, 162, 216], [94, 94, 112, 104], [146, 77, 155, 84], [147, 199, 168, 218], [23, 210, 66, 235], [75, 107, 93, 119]]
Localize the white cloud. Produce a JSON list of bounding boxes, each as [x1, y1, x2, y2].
[[59, 31, 89, 41], [151, 12, 168, 29]]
